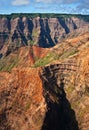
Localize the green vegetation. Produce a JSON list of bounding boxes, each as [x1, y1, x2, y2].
[[66, 85, 74, 94], [28, 40, 34, 46], [33, 47, 79, 67], [59, 48, 78, 59], [33, 52, 56, 67], [25, 102, 31, 110], [32, 30, 39, 37], [85, 85, 89, 96], [0, 13, 89, 22], [0, 55, 19, 72], [78, 108, 87, 119], [77, 15, 89, 22], [71, 99, 81, 110]]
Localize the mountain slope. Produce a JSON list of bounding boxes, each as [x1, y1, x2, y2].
[[0, 14, 89, 58], [0, 32, 89, 130]]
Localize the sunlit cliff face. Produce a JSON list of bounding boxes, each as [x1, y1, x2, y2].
[[0, 18, 89, 130], [0, 15, 89, 56]]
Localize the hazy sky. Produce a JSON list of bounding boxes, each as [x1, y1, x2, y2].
[[0, 0, 89, 14]]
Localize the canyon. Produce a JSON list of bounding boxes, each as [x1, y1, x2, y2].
[[0, 14, 89, 58], [0, 14, 89, 130]]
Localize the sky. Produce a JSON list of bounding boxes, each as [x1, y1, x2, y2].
[[0, 0, 89, 14]]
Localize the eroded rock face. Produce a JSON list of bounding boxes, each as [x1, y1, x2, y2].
[[41, 48, 89, 130], [0, 15, 89, 55], [0, 51, 89, 130], [0, 62, 78, 130], [0, 68, 46, 130], [41, 62, 79, 130], [0, 33, 89, 130]]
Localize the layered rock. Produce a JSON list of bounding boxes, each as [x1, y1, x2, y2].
[[0, 32, 89, 130], [0, 14, 89, 57], [41, 47, 89, 130], [0, 53, 89, 130], [0, 68, 46, 130]]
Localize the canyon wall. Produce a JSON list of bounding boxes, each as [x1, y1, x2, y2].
[[0, 15, 89, 57], [0, 47, 89, 130], [41, 50, 89, 130], [0, 15, 89, 130]]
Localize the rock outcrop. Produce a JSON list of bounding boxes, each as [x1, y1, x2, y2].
[[41, 51, 89, 130], [0, 68, 46, 130], [0, 29, 89, 130], [0, 14, 89, 57]]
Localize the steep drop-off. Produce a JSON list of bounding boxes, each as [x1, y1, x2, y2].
[[0, 14, 89, 58], [0, 68, 46, 130], [0, 32, 89, 130]]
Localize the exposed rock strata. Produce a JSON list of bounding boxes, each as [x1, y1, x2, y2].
[[41, 50, 89, 130], [0, 52, 89, 130], [0, 32, 89, 130], [0, 68, 46, 130], [0, 15, 89, 57]]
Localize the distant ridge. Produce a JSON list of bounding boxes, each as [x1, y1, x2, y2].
[[0, 13, 89, 22], [0, 13, 89, 57]]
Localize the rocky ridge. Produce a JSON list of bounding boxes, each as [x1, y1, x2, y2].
[[0, 14, 89, 58], [0, 32, 89, 130]]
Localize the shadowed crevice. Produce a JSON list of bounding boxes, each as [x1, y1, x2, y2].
[[58, 18, 70, 34], [41, 73, 79, 130], [38, 19, 55, 48]]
